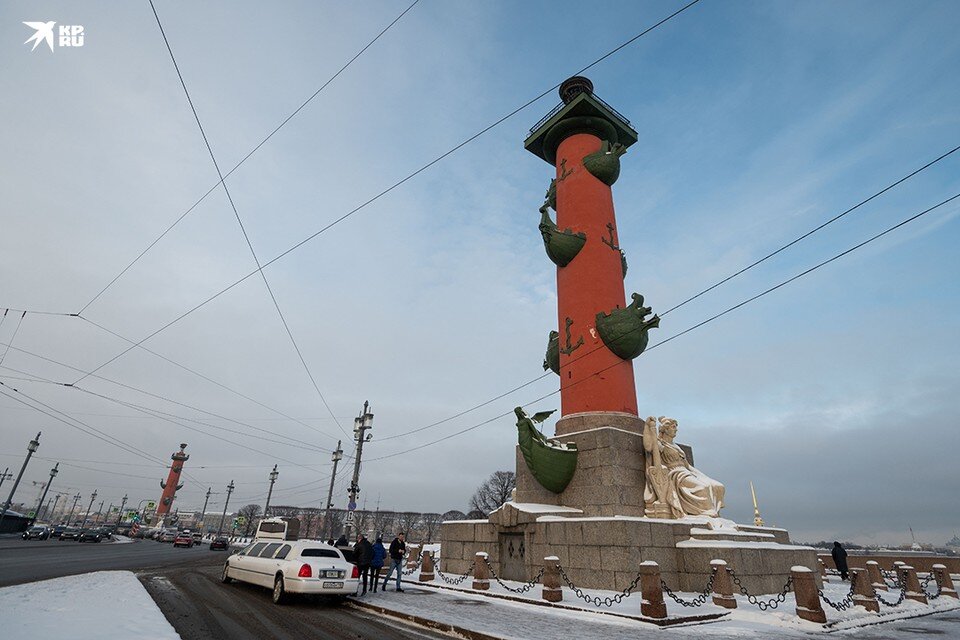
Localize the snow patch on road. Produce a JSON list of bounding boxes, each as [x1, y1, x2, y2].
[[0, 571, 180, 640]]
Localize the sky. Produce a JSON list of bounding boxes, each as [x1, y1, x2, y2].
[[1, 1, 958, 545]]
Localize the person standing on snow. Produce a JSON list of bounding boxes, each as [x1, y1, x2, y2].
[[371, 535, 387, 593], [355, 533, 374, 595], [382, 531, 406, 592], [831, 541, 849, 581]]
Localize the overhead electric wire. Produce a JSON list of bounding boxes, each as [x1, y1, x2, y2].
[[73, 0, 704, 394], [366, 190, 960, 461], [0, 348, 337, 453], [78, 0, 421, 315], [660, 143, 960, 316], [82, 1, 350, 444], [79, 316, 340, 441], [0, 310, 26, 366], [0, 382, 169, 468], [373, 144, 960, 444]]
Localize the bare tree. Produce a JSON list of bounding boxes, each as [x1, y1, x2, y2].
[[469, 471, 515, 514], [238, 504, 262, 536], [442, 509, 467, 522], [421, 513, 443, 542]]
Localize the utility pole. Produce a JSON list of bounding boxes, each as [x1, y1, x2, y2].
[[322, 441, 343, 539], [345, 401, 373, 541], [264, 465, 278, 519], [82, 490, 98, 528], [0, 432, 40, 531], [33, 463, 58, 523], [116, 494, 128, 526], [48, 493, 63, 523], [216, 480, 235, 537], [0, 467, 11, 491], [199, 488, 211, 533], [66, 493, 81, 525]]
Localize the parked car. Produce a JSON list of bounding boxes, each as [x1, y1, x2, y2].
[[78, 528, 104, 543], [59, 527, 81, 541], [173, 532, 194, 548], [22, 525, 50, 540], [50, 525, 67, 539], [192, 531, 203, 545], [160, 529, 178, 543], [221, 540, 359, 604], [94, 526, 114, 540], [209, 537, 229, 551]]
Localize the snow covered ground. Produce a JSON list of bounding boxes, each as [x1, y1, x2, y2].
[[0, 571, 180, 640], [367, 572, 960, 638]]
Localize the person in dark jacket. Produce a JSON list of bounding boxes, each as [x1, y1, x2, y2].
[[831, 541, 849, 581], [382, 531, 406, 592], [355, 533, 374, 595], [371, 536, 387, 593], [335, 534, 348, 547]]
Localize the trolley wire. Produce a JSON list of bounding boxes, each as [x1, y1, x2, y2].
[[366, 190, 960, 460], [78, 0, 421, 315], [71, 0, 704, 394]]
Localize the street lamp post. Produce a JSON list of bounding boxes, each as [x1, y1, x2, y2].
[[322, 441, 343, 539], [66, 493, 81, 525], [116, 494, 128, 526], [199, 488, 211, 534], [0, 432, 41, 531], [264, 465, 278, 519], [32, 462, 59, 524], [216, 480, 235, 537], [48, 493, 64, 523], [82, 490, 98, 528], [0, 467, 11, 491], [345, 403, 373, 541]]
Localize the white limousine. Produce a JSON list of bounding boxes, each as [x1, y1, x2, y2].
[[221, 519, 359, 604]]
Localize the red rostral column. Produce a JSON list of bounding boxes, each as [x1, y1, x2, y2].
[[526, 77, 655, 436], [156, 443, 189, 518]]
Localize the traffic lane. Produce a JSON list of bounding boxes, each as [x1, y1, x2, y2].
[[0, 540, 224, 587], [142, 565, 450, 640]]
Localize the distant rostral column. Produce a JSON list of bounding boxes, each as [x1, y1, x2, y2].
[[526, 77, 658, 436], [156, 443, 189, 521]]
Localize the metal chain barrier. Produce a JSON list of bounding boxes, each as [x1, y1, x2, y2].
[[401, 555, 423, 576], [876, 581, 907, 607], [481, 557, 545, 594], [660, 569, 717, 608], [556, 563, 642, 607], [729, 569, 793, 611], [881, 569, 901, 590], [817, 572, 857, 612], [921, 572, 943, 600], [434, 561, 472, 585]]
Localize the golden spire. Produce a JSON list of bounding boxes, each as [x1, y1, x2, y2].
[[750, 480, 764, 527]]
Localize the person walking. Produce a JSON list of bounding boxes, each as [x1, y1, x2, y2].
[[382, 531, 406, 592], [355, 533, 374, 595], [335, 533, 348, 547], [831, 541, 849, 581], [371, 536, 387, 593]]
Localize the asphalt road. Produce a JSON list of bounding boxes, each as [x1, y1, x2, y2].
[[141, 564, 451, 640], [0, 536, 220, 587]]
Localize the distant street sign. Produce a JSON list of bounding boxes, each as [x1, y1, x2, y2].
[[132, 514, 141, 523], [348, 501, 357, 511], [27, 511, 36, 518], [345, 511, 355, 525], [146, 501, 156, 509], [236, 515, 247, 526]]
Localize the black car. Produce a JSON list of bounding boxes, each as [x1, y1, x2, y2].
[[209, 537, 229, 551], [50, 525, 67, 539], [78, 529, 103, 543], [23, 525, 50, 540], [59, 527, 81, 541]]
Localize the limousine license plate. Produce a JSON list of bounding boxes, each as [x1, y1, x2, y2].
[[323, 581, 344, 589]]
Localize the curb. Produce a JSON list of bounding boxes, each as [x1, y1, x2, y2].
[[348, 599, 507, 640]]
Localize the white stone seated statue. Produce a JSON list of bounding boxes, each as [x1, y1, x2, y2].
[[643, 416, 725, 518]]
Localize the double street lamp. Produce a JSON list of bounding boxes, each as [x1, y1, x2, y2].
[[32, 463, 59, 523], [0, 432, 41, 531], [82, 490, 98, 528]]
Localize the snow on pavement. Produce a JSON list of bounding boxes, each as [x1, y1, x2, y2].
[[0, 571, 180, 640], [356, 574, 960, 639]]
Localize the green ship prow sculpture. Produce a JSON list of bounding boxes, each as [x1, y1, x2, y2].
[[515, 407, 578, 494]]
